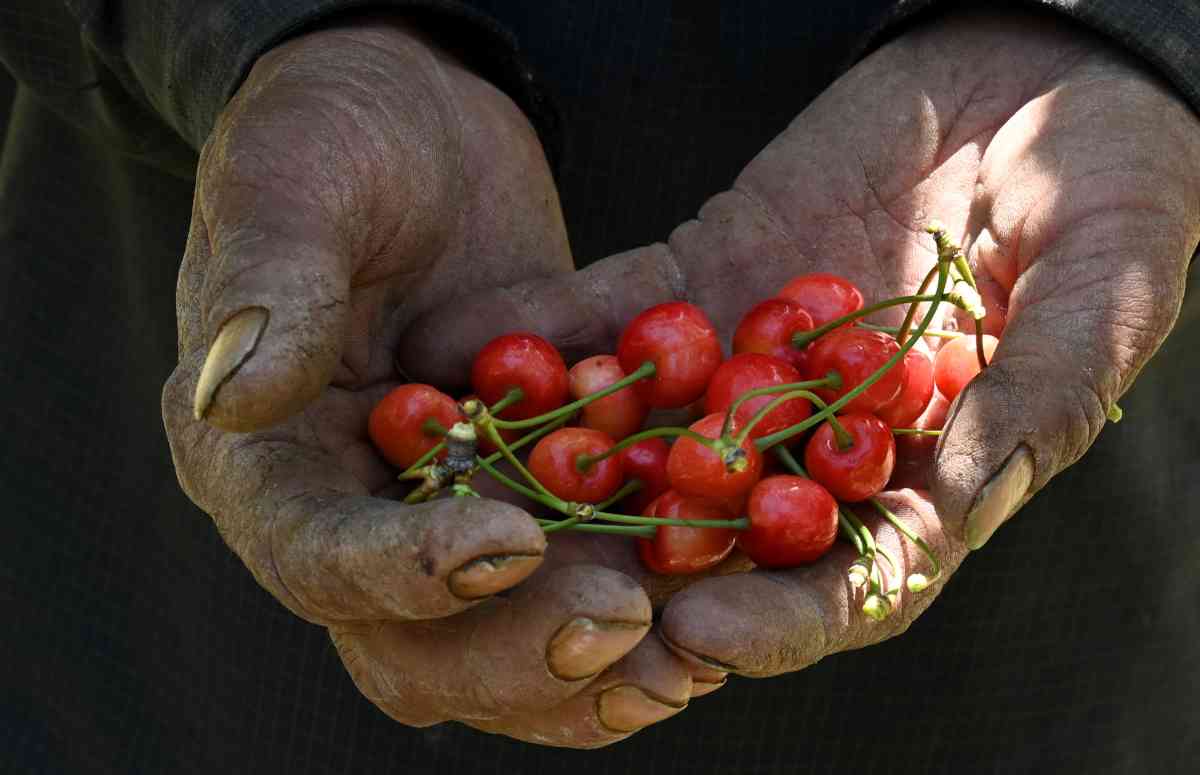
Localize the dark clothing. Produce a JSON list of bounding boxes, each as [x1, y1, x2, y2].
[[2, 2, 1198, 773]]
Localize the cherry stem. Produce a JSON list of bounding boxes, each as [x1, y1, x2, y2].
[[535, 520, 657, 538], [896, 264, 940, 346], [481, 413, 573, 466], [772, 446, 865, 555], [475, 455, 560, 510], [595, 479, 642, 511], [594, 510, 749, 530], [791, 295, 940, 349], [891, 428, 941, 437], [733, 388, 852, 451], [481, 421, 558, 502], [754, 255, 951, 452], [486, 388, 527, 418], [869, 497, 941, 588], [720, 374, 840, 440], [576, 425, 717, 471], [975, 321, 989, 372], [422, 418, 449, 437], [492, 361, 657, 430], [858, 321, 961, 340]]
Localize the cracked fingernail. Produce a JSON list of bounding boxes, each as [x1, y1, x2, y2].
[[448, 555, 541, 600], [547, 617, 648, 681], [597, 685, 685, 732], [964, 445, 1034, 550], [194, 307, 269, 420]]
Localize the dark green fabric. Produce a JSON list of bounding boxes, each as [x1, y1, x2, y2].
[[2, 2, 1198, 773]]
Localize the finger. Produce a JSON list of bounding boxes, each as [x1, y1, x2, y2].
[[164, 353, 545, 625], [658, 490, 965, 676], [469, 628, 693, 747], [329, 564, 652, 727], [937, 67, 1200, 549]]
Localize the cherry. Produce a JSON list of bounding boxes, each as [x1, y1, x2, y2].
[[527, 427, 624, 504], [875, 347, 934, 428], [568, 355, 649, 441], [805, 327, 906, 414], [738, 476, 839, 567], [617, 437, 671, 515], [777, 273, 864, 328], [732, 298, 814, 371], [804, 413, 896, 502], [703, 353, 811, 439], [471, 333, 569, 420], [617, 302, 723, 409], [368, 384, 462, 469], [666, 413, 763, 499], [637, 491, 737, 575], [888, 389, 950, 491], [933, 334, 999, 401]]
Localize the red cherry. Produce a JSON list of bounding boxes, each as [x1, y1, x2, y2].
[[617, 302, 723, 409], [804, 413, 896, 502], [732, 298, 814, 371], [875, 347, 935, 427], [933, 334, 999, 401], [777, 273, 864, 328], [805, 328, 906, 414], [666, 413, 763, 498], [703, 353, 811, 439], [568, 355, 649, 441], [738, 476, 839, 567], [617, 438, 671, 515], [637, 491, 737, 575], [471, 333, 569, 420], [527, 428, 624, 504], [368, 384, 461, 469], [888, 389, 950, 490]]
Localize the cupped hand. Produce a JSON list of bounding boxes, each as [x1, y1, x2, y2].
[[412, 8, 1200, 677], [162, 17, 704, 747]]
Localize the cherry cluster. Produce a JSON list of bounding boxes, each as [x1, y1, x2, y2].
[[368, 225, 997, 619]]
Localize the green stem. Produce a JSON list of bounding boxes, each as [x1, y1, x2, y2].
[[734, 389, 852, 451], [869, 497, 941, 591], [975, 321, 989, 372], [492, 361, 656, 430], [535, 520, 657, 538], [896, 264, 940, 346], [792, 295, 940, 349], [576, 425, 717, 470], [487, 388, 526, 418], [891, 428, 941, 437], [595, 479, 642, 511], [475, 455, 560, 510], [479, 412, 573, 467], [421, 418, 449, 437], [721, 375, 840, 439], [594, 511, 749, 530], [481, 421, 556, 502], [858, 322, 961, 340], [541, 516, 580, 533], [754, 258, 950, 452]]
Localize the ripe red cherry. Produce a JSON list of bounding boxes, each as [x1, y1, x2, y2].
[[804, 413, 896, 502], [368, 384, 461, 469], [666, 413, 763, 498], [777, 273, 864, 328], [732, 298, 814, 371], [568, 355, 648, 441], [617, 438, 671, 515], [875, 347, 935, 428], [888, 389, 950, 490], [805, 328, 906, 414], [933, 334, 999, 401], [703, 353, 811, 439], [617, 302, 723, 409], [527, 428, 624, 504], [637, 491, 737, 575], [738, 476, 839, 567], [471, 333, 569, 420]]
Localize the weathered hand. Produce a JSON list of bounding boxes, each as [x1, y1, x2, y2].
[[415, 8, 1200, 678], [161, 17, 702, 747]]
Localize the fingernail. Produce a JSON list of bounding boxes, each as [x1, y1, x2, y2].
[[194, 307, 269, 420], [964, 445, 1034, 550], [547, 617, 648, 681], [660, 633, 738, 673], [597, 686, 685, 732], [690, 679, 726, 698], [447, 554, 541, 599]]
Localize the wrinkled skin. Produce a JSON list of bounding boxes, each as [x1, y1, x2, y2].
[[410, 9, 1200, 682], [162, 18, 722, 749]]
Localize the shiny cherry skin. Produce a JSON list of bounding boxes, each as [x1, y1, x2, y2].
[[875, 347, 935, 428], [368, 384, 461, 469], [617, 302, 723, 409], [777, 273, 864, 328], [703, 353, 811, 439], [637, 490, 737, 575], [666, 413, 763, 498], [471, 332, 569, 420], [806, 328, 906, 415], [732, 298, 814, 371], [933, 334, 999, 401], [804, 413, 896, 502], [527, 427, 624, 504], [568, 355, 648, 441], [738, 476, 839, 568], [888, 389, 950, 490], [617, 437, 671, 515]]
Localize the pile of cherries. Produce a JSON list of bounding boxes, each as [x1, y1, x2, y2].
[[369, 225, 998, 619]]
